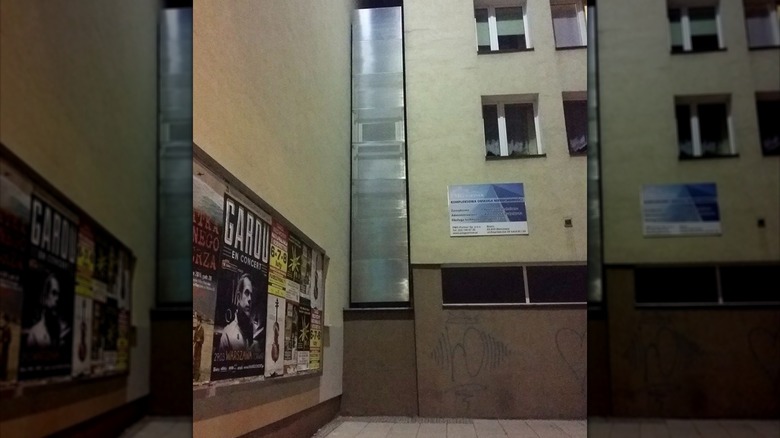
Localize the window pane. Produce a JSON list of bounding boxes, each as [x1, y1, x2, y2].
[[689, 7, 719, 51], [669, 9, 684, 52], [496, 7, 525, 50], [698, 103, 730, 156], [563, 100, 587, 154], [676, 104, 693, 157], [505, 103, 537, 155], [745, 6, 776, 47], [552, 4, 582, 48], [482, 104, 500, 156], [361, 122, 396, 141], [526, 265, 587, 303], [757, 100, 780, 155], [475, 8, 491, 52], [635, 266, 719, 304], [720, 265, 780, 303], [442, 267, 525, 304]]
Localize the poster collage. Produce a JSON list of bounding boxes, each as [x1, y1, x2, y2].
[[0, 156, 133, 385], [193, 159, 324, 385]]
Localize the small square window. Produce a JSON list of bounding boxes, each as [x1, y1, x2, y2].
[[551, 2, 587, 48], [675, 98, 734, 158], [756, 96, 780, 155], [744, 1, 780, 48], [668, 5, 724, 53], [474, 3, 530, 53], [482, 97, 540, 157], [562, 98, 587, 154]]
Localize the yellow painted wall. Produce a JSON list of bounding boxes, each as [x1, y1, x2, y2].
[[0, 0, 159, 435], [193, 0, 352, 435], [405, 0, 588, 264], [598, 0, 780, 263]]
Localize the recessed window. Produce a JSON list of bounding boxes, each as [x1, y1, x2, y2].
[[482, 97, 541, 157], [551, 1, 587, 48], [756, 95, 780, 155], [669, 6, 723, 53], [562, 96, 587, 155], [675, 98, 734, 158], [475, 3, 530, 52], [744, 1, 780, 48]]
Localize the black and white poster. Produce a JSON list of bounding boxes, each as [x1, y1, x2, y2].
[[19, 195, 78, 380], [211, 193, 271, 380], [264, 294, 285, 377]]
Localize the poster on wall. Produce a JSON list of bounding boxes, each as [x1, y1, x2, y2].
[[0, 158, 33, 383], [211, 193, 270, 380], [283, 300, 298, 375], [192, 163, 226, 383], [264, 295, 285, 377], [447, 183, 528, 236], [641, 183, 721, 236], [267, 220, 288, 300], [309, 308, 322, 371], [115, 251, 132, 372], [296, 303, 311, 372], [311, 251, 323, 311], [18, 194, 78, 380], [285, 234, 302, 303], [299, 244, 312, 302]]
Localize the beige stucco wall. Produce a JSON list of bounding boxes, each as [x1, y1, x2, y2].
[[193, 0, 352, 435], [405, 0, 588, 264], [0, 0, 158, 421], [599, 0, 780, 263]]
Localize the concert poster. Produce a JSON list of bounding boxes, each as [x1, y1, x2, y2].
[[299, 243, 312, 302], [191, 163, 225, 383], [267, 219, 288, 299], [90, 230, 111, 375], [296, 302, 311, 372], [0, 158, 33, 383], [211, 193, 270, 380], [285, 233, 302, 303], [102, 296, 119, 372], [309, 308, 322, 371], [264, 295, 285, 377], [18, 194, 78, 380], [311, 250, 324, 311], [71, 222, 95, 377], [283, 300, 298, 375], [115, 250, 133, 372]]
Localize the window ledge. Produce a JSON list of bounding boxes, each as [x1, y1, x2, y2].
[[748, 45, 780, 51], [555, 45, 587, 51], [679, 153, 739, 160], [478, 47, 534, 55], [486, 153, 547, 160], [671, 47, 727, 55]]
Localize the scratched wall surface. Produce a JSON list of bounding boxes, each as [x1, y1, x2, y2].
[[413, 268, 587, 419], [607, 268, 780, 418]]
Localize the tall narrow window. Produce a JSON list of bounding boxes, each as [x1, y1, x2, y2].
[[744, 1, 780, 48], [563, 97, 587, 154], [474, 3, 530, 52], [756, 96, 780, 155], [551, 2, 587, 48]]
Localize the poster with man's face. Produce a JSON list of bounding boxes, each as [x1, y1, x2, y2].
[[19, 194, 77, 380], [211, 193, 270, 381]]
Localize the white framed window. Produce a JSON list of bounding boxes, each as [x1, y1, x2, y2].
[[562, 92, 587, 155], [482, 96, 542, 157], [744, 1, 780, 48], [669, 5, 724, 53], [475, 2, 531, 52], [551, 1, 587, 48], [675, 96, 735, 158]]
